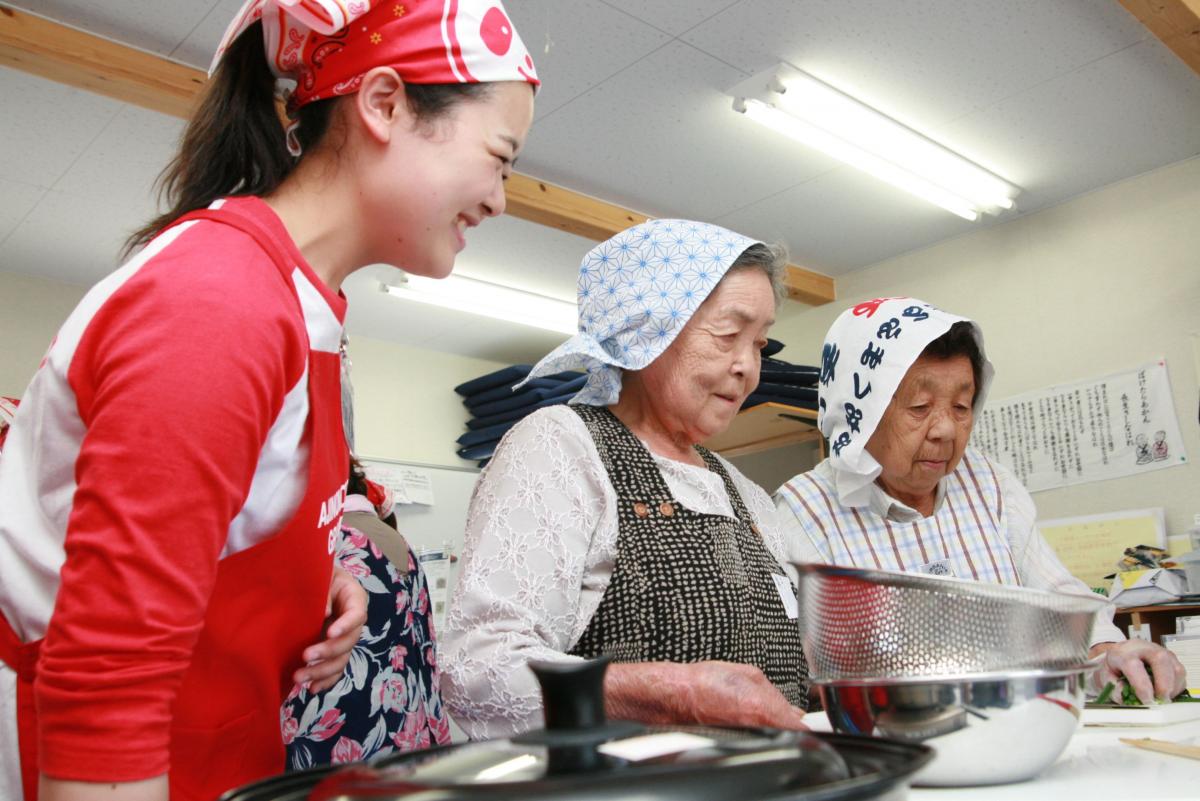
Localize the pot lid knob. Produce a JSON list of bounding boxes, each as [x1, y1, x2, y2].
[[528, 656, 610, 731]]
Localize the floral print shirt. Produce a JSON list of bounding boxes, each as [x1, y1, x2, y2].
[[282, 521, 450, 769]]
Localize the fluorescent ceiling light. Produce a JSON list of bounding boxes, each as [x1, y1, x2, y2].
[[381, 273, 577, 335], [730, 65, 1018, 220]]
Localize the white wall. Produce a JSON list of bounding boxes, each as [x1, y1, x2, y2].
[[0, 271, 87, 397], [0, 271, 506, 468], [347, 335, 506, 467], [771, 156, 1200, 538]]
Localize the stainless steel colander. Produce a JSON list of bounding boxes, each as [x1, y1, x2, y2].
[[794, 563, 1110, 682]]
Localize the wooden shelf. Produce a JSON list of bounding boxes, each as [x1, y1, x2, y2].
[[1116, 602, 1200, 614], [703, 403, 822, 458], [1113, 601, 1200, 646]]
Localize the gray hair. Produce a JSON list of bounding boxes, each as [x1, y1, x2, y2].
[[724, 241, 789, 305]]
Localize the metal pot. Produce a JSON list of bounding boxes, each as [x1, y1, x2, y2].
[[819, 664, 1092, 786], [221, 658, 932, 801]]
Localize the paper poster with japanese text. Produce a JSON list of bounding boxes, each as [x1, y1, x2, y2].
[[973, 360, 1187, 493]]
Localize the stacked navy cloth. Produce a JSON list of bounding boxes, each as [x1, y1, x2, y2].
[[742, 338, 819, 411], [454, 365, 586, 464]]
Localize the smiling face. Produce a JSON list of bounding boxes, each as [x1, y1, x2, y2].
[[357, 79, 534, 278], [865, 354, 976, 508], [633, 267, 776, 445]]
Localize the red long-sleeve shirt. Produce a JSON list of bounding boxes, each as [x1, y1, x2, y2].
[[0, 196, 346, 788]]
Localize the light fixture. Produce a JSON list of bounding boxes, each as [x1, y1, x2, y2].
[[381, 273, 577, 335], [730, 64, 1018, 221]]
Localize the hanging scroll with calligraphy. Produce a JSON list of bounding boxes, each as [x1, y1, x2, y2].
[[973, 360, 1187, 493]]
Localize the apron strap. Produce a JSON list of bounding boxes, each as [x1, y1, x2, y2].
[[167, 206, 302, 286], [1, 612, 42, 801], [0, 612, 39, 681]]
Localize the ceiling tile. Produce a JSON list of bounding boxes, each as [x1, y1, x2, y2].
[[10, 0, 219, 57], [0, 190, 137, 285], [0, 70, 122, 188], [940, 38, 1200, 214], [600, 0, 740, 37], [519, 39, 840, 221], [171, 0, 252, 68], [682, 0, 1149, 130], [452, 214, 593, 301], [506, 0, 672, 120], [0, 179, 46, 246], [715, 167, 974, 276], [54, 106, 184, 206]]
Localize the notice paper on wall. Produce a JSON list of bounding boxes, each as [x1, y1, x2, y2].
[[417, 546, 451, 634], [973, 360, 1187, 493], [1038, 508, 1165, 592], [362, 462, 437, 506]]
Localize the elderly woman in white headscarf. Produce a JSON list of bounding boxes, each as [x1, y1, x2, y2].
[[442, 220, 810, 740], [775, 297, 1185, 705]]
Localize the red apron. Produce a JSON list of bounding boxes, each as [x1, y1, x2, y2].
[[0, 206, 348, 801]]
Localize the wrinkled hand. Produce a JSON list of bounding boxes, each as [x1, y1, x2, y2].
[[293, 567, 368, 692], [1090, 640, 1187, 704], [606, 660, 807, 730]]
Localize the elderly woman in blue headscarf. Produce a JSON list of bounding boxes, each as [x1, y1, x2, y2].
[[442, 220, 809, 740]]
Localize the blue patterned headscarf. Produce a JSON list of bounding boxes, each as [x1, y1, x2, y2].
[[519, 219, 761, 405]]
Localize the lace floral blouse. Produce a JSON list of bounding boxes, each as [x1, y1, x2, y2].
[[282, 512, 451, 769]]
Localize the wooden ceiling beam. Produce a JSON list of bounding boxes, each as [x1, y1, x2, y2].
[[0, 3, 836, 305], [0, 5, 203, 117], [1118, 0, 1200, 76], [505, 175, 836, 306]]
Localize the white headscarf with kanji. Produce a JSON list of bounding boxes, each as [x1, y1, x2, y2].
[[818, 297, 993, 507]]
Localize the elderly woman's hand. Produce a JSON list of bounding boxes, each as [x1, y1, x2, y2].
[[605, 660, 807, 730], [1090, 640, 1187, 704]]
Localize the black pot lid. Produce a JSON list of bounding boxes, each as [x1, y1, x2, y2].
[[221, 659, 932, 801]]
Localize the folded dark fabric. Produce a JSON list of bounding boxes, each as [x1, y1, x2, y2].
[[462, 370, 584, 407], [761, 338, 785, 357], [468, 374, 588, 417], [760, 358, 819, 386], [741, 392, 819, 411], [465, 376, 562, 408], [754, 382, 817, 402], [761, 356, 819, 373], [457, 419, 519, 447], [457, 440, 501, 461], [466, 386, 581, 430], [454, 364, 532, 397]]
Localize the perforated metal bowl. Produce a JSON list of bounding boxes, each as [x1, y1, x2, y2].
[[794, 563, 1109, 682]]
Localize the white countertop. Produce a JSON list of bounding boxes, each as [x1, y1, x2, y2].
[[804, 711, 1200, 800]]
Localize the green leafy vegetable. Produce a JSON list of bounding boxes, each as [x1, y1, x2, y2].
[[1095, 680, 1196, 705]]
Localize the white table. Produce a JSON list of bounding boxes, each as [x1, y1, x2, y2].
[[804, 711, 1200, 800]]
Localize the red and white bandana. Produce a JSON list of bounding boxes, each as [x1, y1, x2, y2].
[[213, 0, 539, 112]]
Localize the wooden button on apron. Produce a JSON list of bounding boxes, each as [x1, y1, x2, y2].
[[659, 502, 675, 517], [633, 502, 650, 518], [750, 523, 760, 535]]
